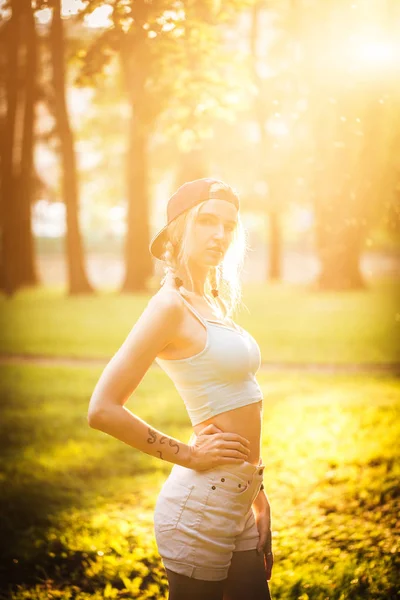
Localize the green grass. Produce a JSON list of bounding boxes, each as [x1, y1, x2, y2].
[[0, 364, 399, 599], [0, 278, 399, 364]]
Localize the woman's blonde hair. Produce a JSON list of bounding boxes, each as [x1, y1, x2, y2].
[[160, 188, 248, 317]]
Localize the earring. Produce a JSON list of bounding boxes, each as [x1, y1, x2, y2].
[[175, 277, 183, 288], [211, 263, 221, 297]]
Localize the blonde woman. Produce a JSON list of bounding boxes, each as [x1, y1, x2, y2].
[[88, 179, 273, 600]]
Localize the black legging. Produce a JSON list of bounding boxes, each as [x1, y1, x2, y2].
[[165, 549, 272, 600]]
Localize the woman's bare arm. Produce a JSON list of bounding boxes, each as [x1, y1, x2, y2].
[[87, 289, 193, 468], [89, 405, 193, 467]]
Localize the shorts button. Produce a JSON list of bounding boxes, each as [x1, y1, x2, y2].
[[211, 486, 216, 490], [221, 478, 225, 482]]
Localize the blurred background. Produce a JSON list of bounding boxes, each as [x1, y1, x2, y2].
[[1, 0, 400, 294], [1, 1, 400, 599]]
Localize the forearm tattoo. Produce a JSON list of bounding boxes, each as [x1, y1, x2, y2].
[[147, 428, 180, 455], [168, 440, 180, 454], [147, 428, 157, 444]]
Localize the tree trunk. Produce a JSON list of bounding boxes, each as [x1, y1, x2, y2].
[[312, 157, 367, 291], [17, 2, 39, 287], [0, 0, 40, 293], [309, 87, 386, 291], [250, 3, 284, 284], [0, 22, 5, 288], [119, 12, 153, 293], [50, 0, 93, 295], [313, 193, 366, 290], [122, 107, 152, 291], [0, 1, 21, 294]]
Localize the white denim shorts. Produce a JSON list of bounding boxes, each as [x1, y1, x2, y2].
[[154, 450, 265, 581]]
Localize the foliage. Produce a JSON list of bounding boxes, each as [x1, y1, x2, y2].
[[74, 0, 255, 148]]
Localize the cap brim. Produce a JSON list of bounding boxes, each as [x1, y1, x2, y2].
[[149, 224, 169, 260]]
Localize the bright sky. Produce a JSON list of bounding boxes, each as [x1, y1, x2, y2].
[[0, 0, 112, 27], [33, 0, 112, 28]]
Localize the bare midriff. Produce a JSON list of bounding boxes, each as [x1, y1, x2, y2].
[[192, 400, 263, 465]]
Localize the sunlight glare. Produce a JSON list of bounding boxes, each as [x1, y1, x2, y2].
[[35, 8, 52, 25], [84, 4, 113, 29], [35, 0, 90, 25], [267, 117, 289, 137], [355, 40, 395, 65]]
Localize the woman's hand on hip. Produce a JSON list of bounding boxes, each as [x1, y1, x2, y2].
[[189, 424, 251, 471]]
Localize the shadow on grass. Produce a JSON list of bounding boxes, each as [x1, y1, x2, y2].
[[1, 539, 168, 599], [0, 454, 166, 593], [0, 365, 188, 597]]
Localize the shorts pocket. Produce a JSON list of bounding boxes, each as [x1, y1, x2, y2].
[[199, 472, 250, 540], [208, 471, 250, 499], [154, 479, 195, 533]]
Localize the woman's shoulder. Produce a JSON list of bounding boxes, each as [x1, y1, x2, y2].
[[135, 286, 184, 340], [149, 282, 186, 316]]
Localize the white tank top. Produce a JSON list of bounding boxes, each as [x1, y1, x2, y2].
[[155, 290, 263, 426]]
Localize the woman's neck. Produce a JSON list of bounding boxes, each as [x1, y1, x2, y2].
[[175, 264, 210, 296]]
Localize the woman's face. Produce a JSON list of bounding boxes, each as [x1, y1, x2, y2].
[[188, 199, 238, 267]]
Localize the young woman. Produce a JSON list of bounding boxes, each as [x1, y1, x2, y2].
[[88, 178, 273, 600]]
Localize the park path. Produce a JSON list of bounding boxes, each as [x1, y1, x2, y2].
[[0, 354, 399, 375]]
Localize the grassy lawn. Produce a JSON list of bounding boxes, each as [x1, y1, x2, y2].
[[0, 364, 399, 599], [0, 278, 399, 364]]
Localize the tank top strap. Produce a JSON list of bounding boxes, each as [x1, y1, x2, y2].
[[171, 289, 208, 328]]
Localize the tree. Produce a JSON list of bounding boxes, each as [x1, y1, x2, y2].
[[248, 1, 294, 282], [49, 0, 93, 294], [79, 0, 255, 292], [246, 0, 400, 290], [0, 0, 39, 294], [290, 0, 398, 290]]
